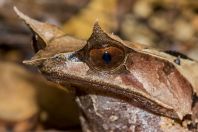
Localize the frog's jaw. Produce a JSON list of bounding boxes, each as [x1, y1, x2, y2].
[[34, 53, 179, 120]]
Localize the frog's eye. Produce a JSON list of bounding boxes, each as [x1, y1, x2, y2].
[[88, 46, 125, 70]]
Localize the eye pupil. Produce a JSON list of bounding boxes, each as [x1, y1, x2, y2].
[[89, 46, 125, 70], [102, 51, 112, 64]]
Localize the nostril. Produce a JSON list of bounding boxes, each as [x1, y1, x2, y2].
[[32, 34, 46, 53]]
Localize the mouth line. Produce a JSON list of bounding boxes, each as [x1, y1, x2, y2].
[[42, 71, 179, 120]]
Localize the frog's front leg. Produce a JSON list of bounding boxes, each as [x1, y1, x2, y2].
[[75, 92, 189, 132]]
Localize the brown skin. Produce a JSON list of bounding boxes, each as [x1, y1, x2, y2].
[[37, 23, 192, 119], [15, 7, 198, 131]]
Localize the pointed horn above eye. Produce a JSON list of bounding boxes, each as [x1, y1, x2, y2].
[[88, 21, 107, 43], [88, 21, 124, 47], [14, 6, 65, 44], [93, 21, 103, 33]]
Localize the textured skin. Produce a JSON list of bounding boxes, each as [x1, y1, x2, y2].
[[77, 94, 162, 132], [75, 92, 188, 132]]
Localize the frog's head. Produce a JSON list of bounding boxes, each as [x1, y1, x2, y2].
[[15, 7, 195, 121]]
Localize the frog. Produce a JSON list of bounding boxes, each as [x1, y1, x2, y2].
[[14, 7, 198, 132]]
